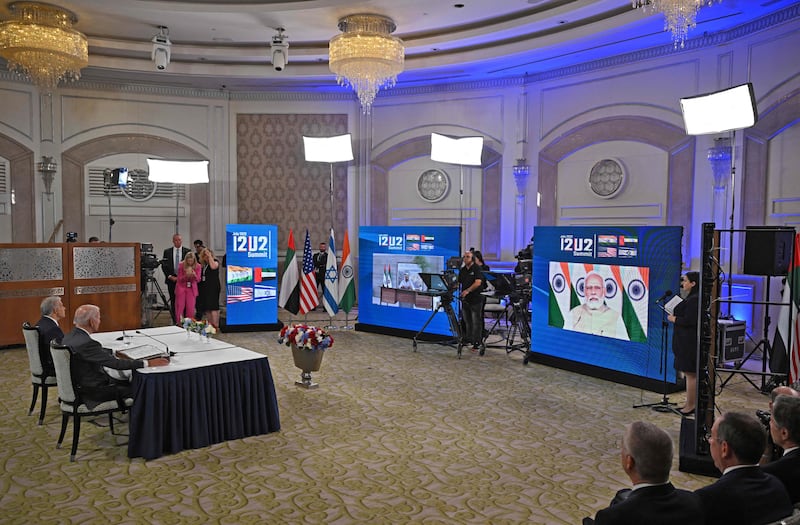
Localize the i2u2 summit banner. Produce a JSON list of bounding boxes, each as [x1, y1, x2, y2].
[[225, 224, 278, 326]]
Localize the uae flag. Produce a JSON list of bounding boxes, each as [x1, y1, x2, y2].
[[277, 229, 300, 315], [339, 230, 356, 313], [773, 233, 800, 384]]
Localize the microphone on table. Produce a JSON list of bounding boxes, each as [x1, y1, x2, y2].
[[135, 330, 175, 357], [655, 290, 673, 304], [116, 328, 131, 342]]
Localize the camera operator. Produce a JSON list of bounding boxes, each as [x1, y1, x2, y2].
[[759, 386, 800, 464], [458, 251, 484, 352], [762, 394, 800, 503]]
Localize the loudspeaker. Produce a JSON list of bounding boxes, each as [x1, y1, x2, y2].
[[743, 226, 795, 276]]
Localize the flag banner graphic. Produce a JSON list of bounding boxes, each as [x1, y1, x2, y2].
[[774, 234, 800, 384]]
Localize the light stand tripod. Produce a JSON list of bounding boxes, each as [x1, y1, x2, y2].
[[634, 305, 681, 415], [102, 169, 116, 242], [718, 275, 785, 393], [141, 267, 173, 327], [508, 292, 531, 358], [412, 293, 464, 357]]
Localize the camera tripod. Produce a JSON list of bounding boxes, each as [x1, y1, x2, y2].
[[141, 269, 173, 327], [504, 292, 532, 361], [412, 293, 465, 357]]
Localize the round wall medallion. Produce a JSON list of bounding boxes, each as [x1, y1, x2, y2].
[[588, 158, 626, 198], [121, 168, 158, 202], [417, 169, 450, 203]]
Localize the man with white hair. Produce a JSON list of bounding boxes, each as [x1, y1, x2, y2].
[[63, 304, 169, 407], [568, 271, 628, 340], [35, 295, 66, 376], [584, 421, 703, 524]]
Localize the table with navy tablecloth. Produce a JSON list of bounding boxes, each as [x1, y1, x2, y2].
[[95, 326, 280, 460]]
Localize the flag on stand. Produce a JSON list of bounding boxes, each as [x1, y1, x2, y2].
[[387, 265, 393, 288], [278, 229, 300, 315], [773, 233, 800, 384], [339, 230, 356, 313], [323, 228, 339, 316], [299, 230, 319, 314]]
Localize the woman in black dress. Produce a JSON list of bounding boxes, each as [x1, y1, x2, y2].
[[197, 247, 221, 330], [668, 271, 699, 416]]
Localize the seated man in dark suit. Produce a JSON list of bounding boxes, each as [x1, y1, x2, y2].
[[762, 394, 800, 503], [36, 295, 66, 376], [584, 420, 703, 525], [62, 304, 169, 408], [696, 411, 792, 525]]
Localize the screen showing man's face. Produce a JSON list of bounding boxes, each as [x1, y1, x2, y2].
[[584, 275, 604, 310]]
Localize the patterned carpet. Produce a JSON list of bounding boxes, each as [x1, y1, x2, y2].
[[0, 311, 769, 524]]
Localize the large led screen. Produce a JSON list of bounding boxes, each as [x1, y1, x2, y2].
[[225, 224, 278, 326], [532, 226, 682, 385], [357, 226, 461, 336]]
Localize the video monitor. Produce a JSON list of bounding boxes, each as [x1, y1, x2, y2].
[[484, 272, 514, 296], [225, 224, 278, 326], [530, 226, 682, 388], [419, 273, 448, 293], [357, 226, 461, 336]]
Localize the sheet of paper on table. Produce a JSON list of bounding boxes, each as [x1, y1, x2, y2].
[[116, 344, 165, 360]]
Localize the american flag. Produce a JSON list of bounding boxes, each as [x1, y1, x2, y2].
[[299, 229, 319, 314], [227, 285, 253, 303]]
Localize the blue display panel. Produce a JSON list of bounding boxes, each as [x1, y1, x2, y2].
[[532, 226, 682, 382], [358, 226, 461, 336], [225, 224, 278, 326]]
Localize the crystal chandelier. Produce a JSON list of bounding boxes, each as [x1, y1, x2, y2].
[[329, 14, 404, 114], [632, 0, 720, 49], [0, 2, 89, 90]]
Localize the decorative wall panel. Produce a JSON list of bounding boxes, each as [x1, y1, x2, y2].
[[0, 247, 62, 281], [72, 246, 136, 279], [236, 114, 349, 250]]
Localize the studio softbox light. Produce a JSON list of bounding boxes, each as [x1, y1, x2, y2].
[[430, 133, 483, 166], [303, 134, 354, 163], [680, 83, 757, 135], [147, 159, 209, 183]]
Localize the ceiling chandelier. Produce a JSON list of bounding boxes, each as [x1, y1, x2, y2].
[[329, 14, 404, 114], [632, 0, 720, 49], [0, 2, 88, 90]]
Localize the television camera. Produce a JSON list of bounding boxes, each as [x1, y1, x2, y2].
[[139, 243, 171, 327], [412, 269, 463, 357]]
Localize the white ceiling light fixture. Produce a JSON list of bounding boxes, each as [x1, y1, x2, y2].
[[270, 27, 289, 72], [329, 14, 404, 114], [632, 0, 721, 49], [0, 1, 88, 90], [151, 25, 171, 71]]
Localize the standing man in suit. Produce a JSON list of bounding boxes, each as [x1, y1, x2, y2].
[[162, 233, 190, 324], [62, 304, 168, 407], [313, 241, 327, 303], [696, 411, 792, 525], [584, 421, 703, 525], [36, 295, 66, 376], [762, 394, 800, 502]]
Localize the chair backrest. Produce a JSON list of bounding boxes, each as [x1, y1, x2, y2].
[[50, 343, 77, 404], [22, 322, 43, 376]]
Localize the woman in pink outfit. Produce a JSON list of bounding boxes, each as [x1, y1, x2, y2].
[[175, 252, 201, 322]]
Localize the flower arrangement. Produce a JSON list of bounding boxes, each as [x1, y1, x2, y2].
[[278, 324, 334, 351], [182, 318, 217, 336]]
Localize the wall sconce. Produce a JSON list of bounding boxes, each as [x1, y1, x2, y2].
[[513, 158, 530, 195], [37, 156, 57, 194]]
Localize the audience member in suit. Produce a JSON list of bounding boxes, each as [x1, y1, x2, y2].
[[35, 295, 66, 376], [162, 233, 191, 323], [762, 394, 800, 503], [696, 411, 792, 525], [62, 304, 169, 408], [583, 421, 704, 525]]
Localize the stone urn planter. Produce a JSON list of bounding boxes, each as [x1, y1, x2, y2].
[[291, 343, 325, 389], [279, 324, 334, 389]]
